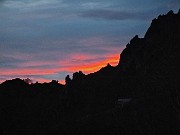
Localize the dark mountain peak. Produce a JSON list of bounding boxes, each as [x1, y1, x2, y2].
[[167, 10, 174, 15], [65, 71, 85, 84], [118, 10, 180, 72], [90, 63, 114, 77], [100, 63, 112, 70], [144, 10, 180, 39], [125, 35, 144, 49], [1, 78, 27, 86], [117, 35, 145, 71], [107, 63, 111, 67], [130, 35, 139, 44], [72, 71, 85, 80], [0, 78, 29, 93]]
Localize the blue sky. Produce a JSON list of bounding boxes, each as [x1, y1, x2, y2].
[[0, 0, 179, 83]]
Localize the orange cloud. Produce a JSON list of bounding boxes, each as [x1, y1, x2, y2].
[[0, 53, 120, 84], [65, 53, 120, 73], [0, 68, 55, 76]]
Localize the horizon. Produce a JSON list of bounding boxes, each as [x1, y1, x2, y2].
[[0, 0, 179, 83]]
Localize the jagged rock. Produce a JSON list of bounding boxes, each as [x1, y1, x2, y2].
[[145, 11, 180, 40], [72, 71, 85, 81], [65, 75, 71, 85], [167, 10, 174, 15]]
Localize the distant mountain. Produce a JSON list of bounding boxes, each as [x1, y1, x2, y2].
[[0, 10, 180, 135]]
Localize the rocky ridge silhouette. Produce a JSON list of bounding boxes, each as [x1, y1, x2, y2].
[[0, 10, 180, 135]]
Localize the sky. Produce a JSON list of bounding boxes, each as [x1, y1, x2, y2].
[[0, 0, 179, 84]]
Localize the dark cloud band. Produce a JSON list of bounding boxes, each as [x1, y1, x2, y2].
[[81, 9, 153, 21]]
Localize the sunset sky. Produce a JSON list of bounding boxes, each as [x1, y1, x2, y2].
[[0, 0, 179, 84]]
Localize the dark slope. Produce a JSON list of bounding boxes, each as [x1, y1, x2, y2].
[[0, 10, 180, 135], [0, 79, 65, 135], [115, 10, 180, 135], [62, 10, 180, 135]]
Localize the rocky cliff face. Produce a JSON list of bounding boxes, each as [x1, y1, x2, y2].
[[64, 10, 180, 134], [119, 10, 180, 74], [113, 10, 180, 135]]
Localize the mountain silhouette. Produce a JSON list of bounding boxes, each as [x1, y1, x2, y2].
[[0, 10, 180, 135]]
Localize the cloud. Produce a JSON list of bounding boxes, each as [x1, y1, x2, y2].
[[0, 0, 178, 84], [0, 52, 121, 83], [2, 0, 60, 9], [0, 35, 123, 84], [81, 9, 154, 21], [170, 0, 180, 4], [0, 54, 26, 68], [168, 0, 180, 8]]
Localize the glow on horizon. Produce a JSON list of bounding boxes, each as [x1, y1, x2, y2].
[[66, 54, 119, 73], [0, 53, 120, 84], [1, 1, 178, 85]]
